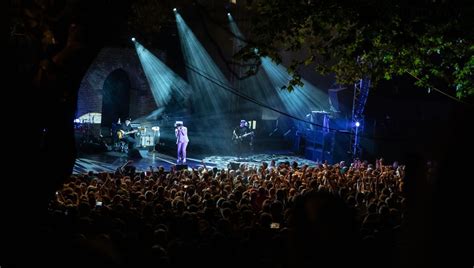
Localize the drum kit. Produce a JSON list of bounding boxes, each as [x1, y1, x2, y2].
[[138, 126, 160, 148], [109, 124, 161, 153]]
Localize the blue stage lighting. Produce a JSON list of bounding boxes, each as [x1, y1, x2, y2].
[[261, 57, 330, 121], [228, 15, 329, 128], [355, 121, 360, 127], [175, 13, 234, 149], [133, 41, 191, 108]]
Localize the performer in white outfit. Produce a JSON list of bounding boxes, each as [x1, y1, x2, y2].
[[174, 121, 189, 163]]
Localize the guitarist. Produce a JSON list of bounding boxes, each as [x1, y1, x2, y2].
[[118, 118, 138, 150], [232, 120, 254, 159]]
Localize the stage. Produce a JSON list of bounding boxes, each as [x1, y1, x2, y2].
[[73, 150, 319, 174]]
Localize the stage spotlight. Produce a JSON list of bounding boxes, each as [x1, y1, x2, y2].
[[355, 121, 360, 127], [227, 12, 231, 16], [173, 8, 177, 12], [131, 37, 136, 42]]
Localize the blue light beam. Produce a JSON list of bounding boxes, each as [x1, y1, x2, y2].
[[228, 15, 329, 122], [134, 41, 191, 108], [175, 13, 235, 152], [175, 13, 233, 115], [228, 13, 286, 117], [261, 56, 330, 119]]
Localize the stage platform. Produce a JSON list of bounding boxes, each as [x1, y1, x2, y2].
[[73, 149, 319, 174]]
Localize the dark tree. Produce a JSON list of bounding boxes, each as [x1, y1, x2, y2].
[[238, 0, 473, 97]]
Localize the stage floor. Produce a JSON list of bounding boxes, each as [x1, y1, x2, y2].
[[73, 150, 319, 174]]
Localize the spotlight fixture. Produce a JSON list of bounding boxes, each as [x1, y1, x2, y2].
[[227, 12, 231, 16], [173, 8, 177, 12], [131, 37, 136, 42], [355, 121, 360, 127]]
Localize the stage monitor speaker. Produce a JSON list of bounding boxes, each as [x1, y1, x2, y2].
[[176, 164, 188, 170], [128, 148, 143, 159], [228, 162, 240, 170]]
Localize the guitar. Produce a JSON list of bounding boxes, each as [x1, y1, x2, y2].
[[117, 129, 138, 139], [232, 131, 254, 142]]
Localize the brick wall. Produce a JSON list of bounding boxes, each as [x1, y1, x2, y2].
[[77, 47, 166, 121]]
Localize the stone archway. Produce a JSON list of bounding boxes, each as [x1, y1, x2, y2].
[[77, 47, 160, 122], [101, 69, 131, 128]]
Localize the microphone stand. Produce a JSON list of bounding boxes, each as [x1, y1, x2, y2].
[[148, 128, 161, 157]]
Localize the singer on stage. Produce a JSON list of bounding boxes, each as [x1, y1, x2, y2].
[[174, 121, 189, 163]]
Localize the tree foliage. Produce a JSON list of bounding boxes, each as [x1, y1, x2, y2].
[[128, 0, 172, 39], [241, 0, 474, 97]]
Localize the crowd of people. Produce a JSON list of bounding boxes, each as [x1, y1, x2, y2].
[[45, 159, 407, 267]]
